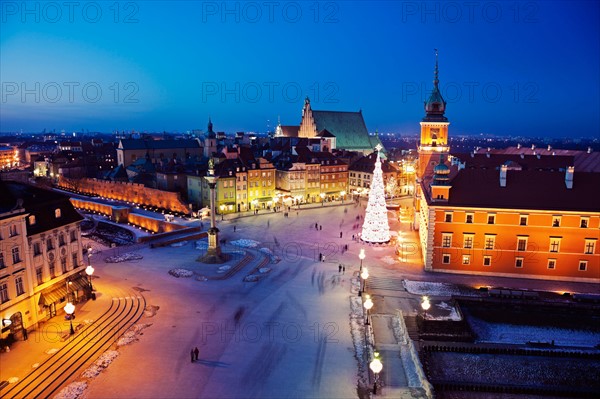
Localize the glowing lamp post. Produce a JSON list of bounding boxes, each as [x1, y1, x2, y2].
[[421, 296, 431, 320], [359, 267, 369, 297], [85, 265, 95, 291], [370, 351, 383, 394], [64, 302, 75, 335], [359, 249, 365, 272], [363, 294, 373, 325]]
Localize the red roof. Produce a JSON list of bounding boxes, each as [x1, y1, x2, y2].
[[425, 168, 600, 212]]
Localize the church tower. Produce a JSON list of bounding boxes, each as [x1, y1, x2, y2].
[[204, 117, 218, 158], [298, 97, 318, 138], [417, 49, 450, 180]]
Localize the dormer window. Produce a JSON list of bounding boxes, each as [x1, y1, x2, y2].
[[55, 208, 62, 218], [29, 215, 36, 225], [552, 216, 561, 227]]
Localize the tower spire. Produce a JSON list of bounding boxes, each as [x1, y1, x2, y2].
[[433, 48, 439, 89]]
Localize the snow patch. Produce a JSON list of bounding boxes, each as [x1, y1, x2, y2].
[[104, 252, 143, 263], [381, 256, 396, 265], [53, 381, 87, 399], [7, 377, 18, 384], [45, 348, 58, 355], [168, 268, 194, 278], [259, 267, 271, 274], [195, 240, 208, 250], [403, 280, 476, 297], [231, 239, 259, 248], [170, 242, 187, 247]]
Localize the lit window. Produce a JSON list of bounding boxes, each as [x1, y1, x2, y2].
[[552, 216, 561, 227], [580, 217, 589, 228], [549, 237, 561, 253], [29, 215, 36, 225], [15, 276, 24, 296], [55, 208, 62, 218], [483, 256, 492, 266], [547, 259, 556, 270], [484, 235, 496, 250], [515, 257, 524, 268], [442, 233, 452, 248], [579, 261, 588, 271], [465, 213, 473, 224], [0, 283, 8, 303], [462, 255, 470, 265], [584, 239, 596, 255], [463, 234, 474, 249], [9, 225, 18, 237], [442, 254, 450, 264]]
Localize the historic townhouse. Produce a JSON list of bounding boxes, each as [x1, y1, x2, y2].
[[349, 152, 399, 196], [1, 181, 85, 341]]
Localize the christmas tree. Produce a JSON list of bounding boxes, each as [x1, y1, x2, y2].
[[361, 144, 391, 243]]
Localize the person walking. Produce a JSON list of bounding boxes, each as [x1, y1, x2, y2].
[[190, 348, 195, 363], [340, 231, 343, 238], [194, 347, 199, 361], [233, 225, 236, 232], [343, 265, 346, 274], [338, 264, 342, 273]]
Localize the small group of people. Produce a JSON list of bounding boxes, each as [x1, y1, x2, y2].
[[338, 264, 346, 274], [314, 223, 322, 230]]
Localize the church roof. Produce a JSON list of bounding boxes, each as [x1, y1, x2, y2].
[[311, 110, 374, 151], [280, 125, 300, 137]]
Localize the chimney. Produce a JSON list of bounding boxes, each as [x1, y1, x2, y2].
[[565, 166, 574, 189], [500, 165, 507, 187]]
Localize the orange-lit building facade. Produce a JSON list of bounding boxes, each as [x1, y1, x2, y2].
[[419, 160, 600, 282], [415, 52, 599, 282]]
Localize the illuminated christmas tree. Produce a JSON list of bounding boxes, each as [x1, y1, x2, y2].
[[361, 144, 391, 243]]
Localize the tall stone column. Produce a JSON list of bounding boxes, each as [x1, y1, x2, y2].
[[198, 161, 225, 263]]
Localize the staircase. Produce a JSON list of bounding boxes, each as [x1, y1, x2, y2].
[[403, 315, 420, 341]]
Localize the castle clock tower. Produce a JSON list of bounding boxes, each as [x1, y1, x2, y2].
[[417, 49, 450, 180]]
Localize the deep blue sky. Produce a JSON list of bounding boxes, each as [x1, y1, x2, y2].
[[1, 1, 599, 137]]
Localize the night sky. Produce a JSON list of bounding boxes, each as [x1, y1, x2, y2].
[[1, 1, 598, 137]]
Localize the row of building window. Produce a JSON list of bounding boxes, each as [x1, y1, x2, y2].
[[441, 233, 596, 254], [441, 254, 590, 271], [0, 248, 22, 267], [444, 213, 591, 228]]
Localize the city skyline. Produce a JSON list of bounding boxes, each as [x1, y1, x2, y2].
[[1, 1, 599, 137]]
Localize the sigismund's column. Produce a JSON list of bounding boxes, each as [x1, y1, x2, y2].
[[198, 159, 225, 263]]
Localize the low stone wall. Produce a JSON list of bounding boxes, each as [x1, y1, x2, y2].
[[397, 310, 434, 399], [59, 177, 190, 215], [71, 198, 188, 235]]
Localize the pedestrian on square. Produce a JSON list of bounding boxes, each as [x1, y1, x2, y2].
[[339, 264, 342, 273], [340, 232, 343, 238], [343, 265, 346, 274], [190, 349, 195, 363], [315, 222, 318, 230], [194, 347, 199, 361], [319, 225, 322, 230], [319, 252, 322, 261], [233, 225, 236, 232]]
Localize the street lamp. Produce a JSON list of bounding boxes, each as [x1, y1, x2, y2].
[[359, 267, 369, 297], [340, 190, 346, 203], [363, 294, 373, 325], [320, 192, 325, 205], [64, 302, 75, 335], [370, 351, 383, 394], [421, 296, 431, 320], [85, 264, 95, 291], [359, 249, 365, 272], [219, 204, 225, 220]]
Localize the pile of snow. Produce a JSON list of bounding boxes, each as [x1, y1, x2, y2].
[[403, 280, 476, 297], [349, 296, 368, 388], [168, 268, 194, 278], [104, 252, 143, 263], [231, 239, 259, 248], [195, 240, 208, 250], [81, 350, 119, 379], [7, 377, 19, 384], [45, 348, 58, 355], [259, 267, 271, 274], [430, 301, 462, 321], [170, 242, 187, 247], [244, 275, 259, 282], [217, 265, 231, 273], [144, 305, 159, 317], [381, 256, 397, 265], [117, 323, 152, 347], [196, 275, 208, 282], [260, 247, 281, 263], [53, 381, 87, 399]]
